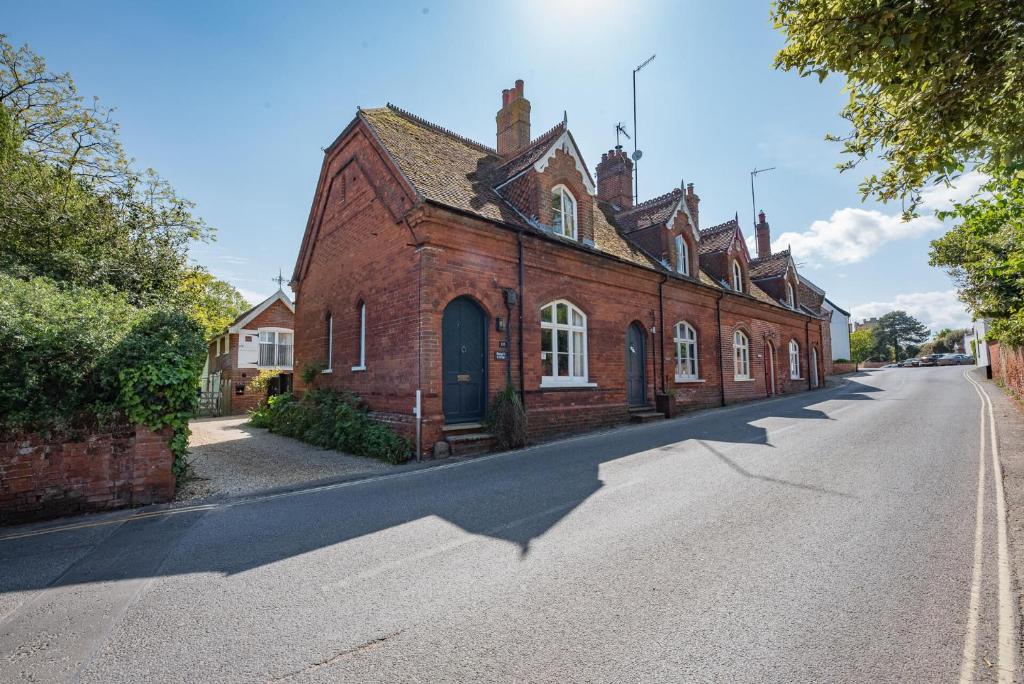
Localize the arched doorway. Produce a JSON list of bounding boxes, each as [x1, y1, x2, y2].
[[811, 347, 820, 388], [626, 322, 647, 407], [765, 341, 777, 396], [442, 297, 487, 423]]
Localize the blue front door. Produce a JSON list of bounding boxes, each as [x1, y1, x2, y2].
[[442, 297, 487, 423]]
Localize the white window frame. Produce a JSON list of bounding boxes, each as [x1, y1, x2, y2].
[[323, 313, 333, 373], [540, 300, 593, 388], [789, 339, 801, 379], [675, 235, 689, 276], [352, 302, 366, 371], [550, 185, 578, 239], [258, 328, 293, 368], [733, 330, 751, 380], [674, 321, 699, 382], [786, 282, 796, 309], [732, 260, 744, 293]]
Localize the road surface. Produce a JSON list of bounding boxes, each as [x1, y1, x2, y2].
[[0, 367, 1016, 682]]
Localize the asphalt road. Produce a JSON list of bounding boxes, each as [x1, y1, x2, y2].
[[0, 367, 1016, 682]]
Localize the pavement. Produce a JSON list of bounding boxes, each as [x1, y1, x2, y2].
[[0, 366, 1019, 682], [177, 417, 390, 502]]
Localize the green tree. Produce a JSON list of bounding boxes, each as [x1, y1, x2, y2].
[[849, 328, 875, 367], [176, 270, 250, 339], [872, 311, 930, 361]]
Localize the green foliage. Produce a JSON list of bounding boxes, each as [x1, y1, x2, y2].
[[930, 168, 1024, 346], [849, 328, 876, 366], [871, 310, 930, 361], [176, 270, 250, 339], [0, 275, 205, 476], [301, 362, 324, 386], [771, 1, 1024, 207], [247, 369, 282, 395], [248, 390, 410, 464], [486, 385, 527, 450]]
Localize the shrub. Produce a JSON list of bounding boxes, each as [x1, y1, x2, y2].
[[248, 389, 410, 464], [487, 385, 527, 450], [833, 358, 851, 363], [301, 362, 324, 386], [0, 274, 206, 477], [247, 369, 282, 394]]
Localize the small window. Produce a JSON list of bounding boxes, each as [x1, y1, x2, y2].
[[540, 300, 588, 385], [789, 339, 801, 379], [259, 330, 293, 367], [675, 235, 689, 276], [732, 260, 744, 293], [734, 330, 750, 380], [551, 185, 577, 239], [352, 301, 366, 371], [324, 313, 333, 372], [786, 282, 796, 309], [674, 322, 698, 380]]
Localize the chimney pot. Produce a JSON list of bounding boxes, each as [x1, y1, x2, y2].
[[755, 210, 771, 259], [596, 147, 634, 209], [496, 80, 531, 157]]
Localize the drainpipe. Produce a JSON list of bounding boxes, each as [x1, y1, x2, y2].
[[716, 291, 726, 407], [658, 274, 667, 394], [517, 229, 526, 407]]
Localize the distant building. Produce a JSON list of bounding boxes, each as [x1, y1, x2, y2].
[[822, 297, 852, 361], [965, 319, 990, 371], [853, 317, 880, 332]]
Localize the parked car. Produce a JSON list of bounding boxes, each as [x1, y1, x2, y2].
[[900, 358, 920, 367], [937, 353, 975, 366], [918, 354, 943, 367], [882, 363, 900, 368]]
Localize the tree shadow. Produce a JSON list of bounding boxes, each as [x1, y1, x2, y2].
[[0, 378, 882, 593]]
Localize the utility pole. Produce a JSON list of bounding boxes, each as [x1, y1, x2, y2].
[[750, 166, 775, 226], [632, 54, 655, 203]]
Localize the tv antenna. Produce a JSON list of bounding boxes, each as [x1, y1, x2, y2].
[[750, 166, 775, 226], [632, 54, 656, 202], [272, 269, 286, 290], [615, 122, 631, 148]]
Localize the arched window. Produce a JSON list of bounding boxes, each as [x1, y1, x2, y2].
[[732, 260, 744, 293], [674, 322, 698, 380], [786, 282, 796, 309], [734, 330, 750, 380], [352, 301, 366, 371], [789, 339, 801, 379], [551, 185, 577, 239], [674, 235, 690, 276], [324, 312, 333, 372], [540, 300, 588, 385]]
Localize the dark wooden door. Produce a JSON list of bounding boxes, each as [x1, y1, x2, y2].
[[626, 323, 646, 407], [442, 297, 487, 423]]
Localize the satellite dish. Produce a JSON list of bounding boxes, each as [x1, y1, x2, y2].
[[631, 149, 643, 161]]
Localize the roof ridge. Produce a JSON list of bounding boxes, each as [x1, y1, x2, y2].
[[495, 121, 567, 172], [700, 218, 738, 234], [750, 248, 790, 263], [383, 103, 497, 154], [617, 188, 682, 215]]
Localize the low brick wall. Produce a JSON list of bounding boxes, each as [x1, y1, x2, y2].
[[0, 425, 175, 524], [831, 362, 857, 375], [859, 361, 890, 369], [992, 343, 1024, 400]]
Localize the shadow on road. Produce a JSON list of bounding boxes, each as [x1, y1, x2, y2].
[[0, 377, 882, 592]]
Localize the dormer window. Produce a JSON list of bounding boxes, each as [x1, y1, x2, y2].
[[551, 185, 577, 239], [731, 260, 744, 293], [786, 282, 796, 309], [675, 235, 689, 276]]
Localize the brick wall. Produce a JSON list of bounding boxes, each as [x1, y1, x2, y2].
[[831, 362, 857, 375], [0, 425, 174, 524], [991, 343, 1024, 399]]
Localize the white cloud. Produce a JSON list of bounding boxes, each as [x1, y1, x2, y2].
[[918, 170, 988, 212], [772, 208, 941, 266], [850, 289, 971, 333]]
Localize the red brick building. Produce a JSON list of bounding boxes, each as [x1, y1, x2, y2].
[[204, 289, 295, 415], [291, 80, 831, 456]]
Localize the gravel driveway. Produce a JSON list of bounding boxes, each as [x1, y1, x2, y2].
[[177, 417, 391, 501]]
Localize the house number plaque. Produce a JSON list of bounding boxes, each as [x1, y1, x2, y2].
[[457, 373, 471, 382]]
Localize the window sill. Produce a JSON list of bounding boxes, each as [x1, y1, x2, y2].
[[321, 368, 333, 374], [351, 366, 366, 372], [675, 376, 705, 384], [790, 376, 802, 380], [539, 380, 598, 391], [734, 377, 755, 382]]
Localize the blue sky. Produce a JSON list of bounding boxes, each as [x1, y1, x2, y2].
[[4, 0, 973, 332]]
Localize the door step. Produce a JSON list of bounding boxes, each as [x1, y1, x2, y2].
[[445, 432, 496, 457], [629, 406, 665, 423]]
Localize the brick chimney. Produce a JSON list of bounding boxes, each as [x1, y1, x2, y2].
[[755, 209, 771, 258], [685, 182, 700, 229], [496, 79, 531, 158], [596, 146, 633, 208]]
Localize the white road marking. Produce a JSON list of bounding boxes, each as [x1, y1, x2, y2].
[[960, 372, 987, 683], [963, 370, 1016, 683]]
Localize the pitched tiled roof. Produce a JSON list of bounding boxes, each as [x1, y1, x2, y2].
[[493, 121, 567, 184], [748, 250, 791, 280], [699, 219, 738, 254], [615, 189, 682, 233], [798, 277, 827, 316], [593, 204, 657, 267]]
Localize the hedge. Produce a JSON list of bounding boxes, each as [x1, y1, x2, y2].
[[249, 389, 411, 464], [0, 274, 206, 476]]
